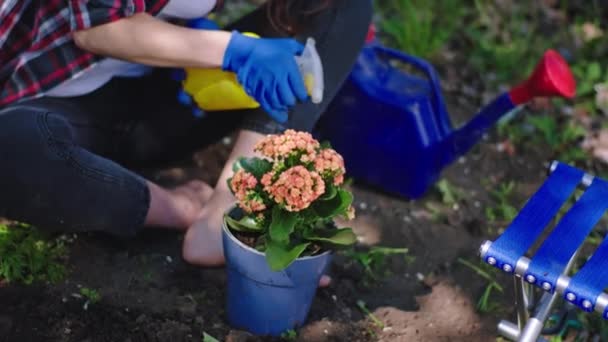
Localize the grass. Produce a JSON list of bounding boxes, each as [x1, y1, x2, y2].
[[485, 181, 517, 224], [528, 116, 587, 163], [344, 246, 410, 285], [202, 332, 220, 342], [208, 3, 256, 28], [434, 179, 464, 206], [498, 113, 587, 164], [280, 329, 298, 341], [0, 223, 67, 285], [375, 0, 465, 60], [464, 0, 554, 83], [356, 300, 385, 329], [457, 258, 504, 313], [80, 287, 101, 310]]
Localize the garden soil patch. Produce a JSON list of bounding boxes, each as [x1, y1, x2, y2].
[[0, 118, 553, 341]]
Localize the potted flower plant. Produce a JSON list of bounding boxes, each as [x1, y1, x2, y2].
[[222, 129, 357, 336]]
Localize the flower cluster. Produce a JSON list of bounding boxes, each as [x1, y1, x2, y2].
[[229, 130, 353, 215], [262, 166, 325, 212], [254, 129, 319, 161], [314, 148, 346, 185], [230, 169, 266, 213]]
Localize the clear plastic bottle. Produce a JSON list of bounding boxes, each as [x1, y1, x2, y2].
[[295, 38, 324, 104]]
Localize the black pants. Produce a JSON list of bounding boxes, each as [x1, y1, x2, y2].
[[0, 0, 371, 236]]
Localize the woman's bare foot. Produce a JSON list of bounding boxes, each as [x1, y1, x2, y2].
[[169, 180, 214, 217], [182, 191, 231, 267], [145, 180, 213, 230]]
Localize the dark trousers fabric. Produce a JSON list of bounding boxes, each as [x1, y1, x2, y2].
[[0, 0, 371, 236]]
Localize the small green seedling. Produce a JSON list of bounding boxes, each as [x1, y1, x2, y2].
[[345, 246, 410, 285], [458, 258, 504, 313], [356, 300, 384, 329], [80, 287, 101, 310], [202, 332, 220, 342], [435, 179, 463, 205], [485, 181, 517, 224], [280, 329, 298, 341]]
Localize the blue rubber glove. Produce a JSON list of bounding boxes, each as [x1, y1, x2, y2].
[[222, 31, 309, 123]]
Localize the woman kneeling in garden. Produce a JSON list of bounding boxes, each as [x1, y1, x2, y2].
[[0, 0, 371, 266]]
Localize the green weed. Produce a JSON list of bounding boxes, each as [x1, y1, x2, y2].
[[207, 3, 256, 28], [79, 287, 101, 311], [497, 119, 527, 146], [435, 179, 463, 206], [485, 181, 518, 224], [573, 61, 605, 98], [80, 287, 101, 304], [280, 329, 298, 341], [202, 332, 220, 342], [465, 0, 552, 83], [356, 300, 384, 329], [344, 246, 410, 285], [424, 201, 446, 223], [0, 223, 66, 285], [457, 258, 504, 313], [527, 115, 587, 163], [375, 0, 465, 59]]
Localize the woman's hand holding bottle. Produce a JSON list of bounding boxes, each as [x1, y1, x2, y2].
[[222, 31, 309, 123]]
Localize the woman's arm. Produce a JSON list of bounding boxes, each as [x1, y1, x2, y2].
[[72, 13, 231, 68]]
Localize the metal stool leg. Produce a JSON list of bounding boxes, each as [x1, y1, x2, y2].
[[497, 246, 582, 342]]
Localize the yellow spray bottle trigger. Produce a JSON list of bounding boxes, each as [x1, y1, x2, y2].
[[181, 35, 323, 112]]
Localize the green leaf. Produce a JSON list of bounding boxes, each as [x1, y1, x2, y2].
[[269, 207, 297, 244], [587, 62, 602, 81], [203, 332, 220, 342], [304, 228, 357, 246], [319, 183, 337, 200], [224, 214, 263, 232], [226, 177, 234, 194], [265, 240, 309, 271], [236, 157, 272, 178], [313, 189, 353, 218]]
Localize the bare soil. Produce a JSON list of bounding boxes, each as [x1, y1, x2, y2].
[[0, 118, 555, 342], [0, 53, 566, 342]]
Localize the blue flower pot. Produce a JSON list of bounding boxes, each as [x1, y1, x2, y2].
[[222, 212, 332, 336]]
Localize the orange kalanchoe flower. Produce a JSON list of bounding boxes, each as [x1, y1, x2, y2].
[[230, 169, 266, 213], [264, 166, 325, 212], [313, 148, 346, 185], [254, 129, 319, 161]]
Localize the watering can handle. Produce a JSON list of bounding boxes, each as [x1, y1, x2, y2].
[[371, 44, 451, 134]]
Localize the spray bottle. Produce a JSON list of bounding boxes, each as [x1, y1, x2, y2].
[[176, 18, 324, 116]]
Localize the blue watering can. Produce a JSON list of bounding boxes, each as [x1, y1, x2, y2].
[[316, 29, 576, 199]]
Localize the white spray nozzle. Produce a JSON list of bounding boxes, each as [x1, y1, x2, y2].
[[295, 38, 324, 104]]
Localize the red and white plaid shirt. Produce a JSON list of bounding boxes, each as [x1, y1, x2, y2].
[[0, 0, 169, 108]]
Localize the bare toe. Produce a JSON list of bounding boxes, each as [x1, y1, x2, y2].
[[319, 275, 331, 288]]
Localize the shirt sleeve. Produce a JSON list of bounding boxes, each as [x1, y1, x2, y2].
[[68, 0, 167, 31]]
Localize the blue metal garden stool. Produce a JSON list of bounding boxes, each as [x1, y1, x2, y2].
[[479, 161, 608, 341]]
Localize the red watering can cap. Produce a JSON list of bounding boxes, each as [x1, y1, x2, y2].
[[509, 49, 577, 105], [365, 24, 376, 43]]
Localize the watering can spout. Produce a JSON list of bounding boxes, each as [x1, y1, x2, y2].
[[449, 49, 576, 159]]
